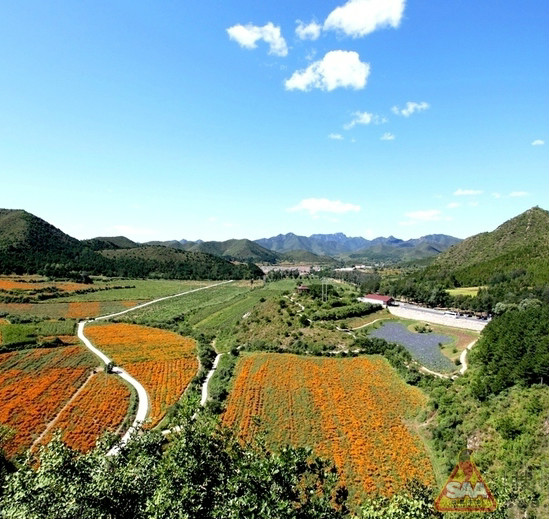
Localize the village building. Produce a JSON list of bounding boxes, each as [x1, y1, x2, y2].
[[359, 294, 394, 307]]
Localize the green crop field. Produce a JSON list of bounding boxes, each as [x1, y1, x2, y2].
[[0, 320, 78, 350], [50, 279, 212, 302], [446, 286, 482, 297], [115, 281, 255, 325]]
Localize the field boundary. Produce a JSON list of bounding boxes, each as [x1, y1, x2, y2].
[[30, 369, 97, 452]]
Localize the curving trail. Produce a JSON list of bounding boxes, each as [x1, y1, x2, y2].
[[77, 280, 233, 455], [459, 339, 478, 375]]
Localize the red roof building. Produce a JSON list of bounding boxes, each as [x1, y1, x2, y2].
[[360, 294, 394, 307]]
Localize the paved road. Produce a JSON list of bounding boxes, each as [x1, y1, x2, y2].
[[77, 280, 234, 455], [389, 303, 488, 332]]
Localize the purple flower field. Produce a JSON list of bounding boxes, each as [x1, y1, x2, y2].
[[369, 321, 456, 372]]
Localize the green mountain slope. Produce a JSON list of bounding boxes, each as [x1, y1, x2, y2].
[[100, 246, 263, 280], [84, 236, 140, 249], [0, 209, 262, 280], [0, 209, 108, 276], [154, 238, 282, 264], [423, 206, 549, 285], [278, 249, 337, 264], [347, 241, 445, 264]]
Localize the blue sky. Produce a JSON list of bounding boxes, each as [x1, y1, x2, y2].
[[1, 1, 547, 242]]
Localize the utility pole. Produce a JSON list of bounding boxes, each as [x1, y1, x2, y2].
[[321, 278, 329, 303]]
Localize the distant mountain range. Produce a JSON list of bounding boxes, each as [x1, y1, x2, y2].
[[142, 233, 461, 265], [3, 207, 546, 281], [254, 232, 462, 261]]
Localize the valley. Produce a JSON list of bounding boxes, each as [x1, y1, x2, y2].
[[0, 207, 548, 518]]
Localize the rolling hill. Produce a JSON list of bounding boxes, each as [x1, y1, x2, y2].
[[82, 236, 140, 250], [0, 209, 262, 280], [0, 209, 108, 276], [422, 206, 549, 285], [146, 238, 338, 265], [100, 246, 263, 280], [186, 239, 281, 264]]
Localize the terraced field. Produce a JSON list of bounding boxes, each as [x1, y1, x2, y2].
[[37, 371, 132, 452]]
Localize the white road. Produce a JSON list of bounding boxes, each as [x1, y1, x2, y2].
[[200, 353, 222, 407], [388, 304, 487, 332], [77, 280, 234, 455], [459, 339, 478, 375]]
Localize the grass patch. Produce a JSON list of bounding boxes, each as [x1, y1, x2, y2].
[[0, 320, 77, 349], [340, 309, 392, 329], [447, 286, 482, 297]]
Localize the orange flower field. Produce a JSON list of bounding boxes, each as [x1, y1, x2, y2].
[[39, 372, 131, 452], [66, 302, 102, 319], [223, 353, 434, 502], [86, 323, 198, 427], [0, 346, 96, 457], [0, 279, 89, 292], [121, 300, 140, 308]]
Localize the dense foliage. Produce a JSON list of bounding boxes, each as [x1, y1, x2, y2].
[[468, 301, 549, 399], [0, 412, 348, 519], [419, 207, 549, 287], [312, 302, 380, 321]]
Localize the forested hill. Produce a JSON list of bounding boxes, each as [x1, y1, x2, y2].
[[100, 246, 263, 280], [0, 209, 262, 280], [419, 206, 549, 286]]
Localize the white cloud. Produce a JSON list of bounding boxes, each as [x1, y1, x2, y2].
[[454, 188, 483, 196], [509, 191, 528, 197], [324, 0, 405, 38], [492, 192, 501, 199], [392, 101, 430, 117], [285, 50, 369, 91], [329, 133, 344, 140], [468, 201, 479, 207], [344, 111, 386, 129], [380, 132, 395, 141], [288, 198, 361, 216], [227, 22, 288, 56], [296, 20, 322, 40], [447, 202, 461, 209], [531, 139, 545, 146]]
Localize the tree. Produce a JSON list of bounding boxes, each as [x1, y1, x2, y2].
[[0, 411, 349, 519]]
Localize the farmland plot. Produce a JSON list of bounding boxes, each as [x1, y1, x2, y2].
[[85, 323, 198, 427], [38, 372, 132, 452], [223, 353, 434, 503], [0, 346, 96, 457]]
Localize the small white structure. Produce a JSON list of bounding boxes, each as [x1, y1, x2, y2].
[[359, 294, 394, 307]]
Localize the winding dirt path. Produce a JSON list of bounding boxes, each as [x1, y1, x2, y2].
[[77, 280, 234, 454], [459, 339, 478, 375]]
